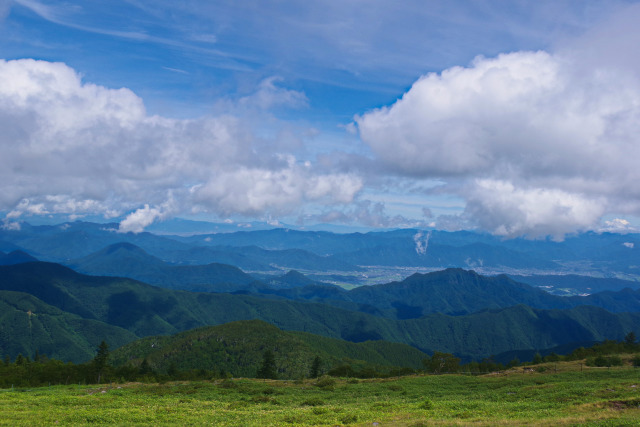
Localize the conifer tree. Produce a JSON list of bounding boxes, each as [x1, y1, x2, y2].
[[15, 353, 25, 366], [310, 356, 322, 378], [625, 331, 636, 346], [257, 349, 277, 379], [93, 341, 110, 383], [139, 358, 153, 376]]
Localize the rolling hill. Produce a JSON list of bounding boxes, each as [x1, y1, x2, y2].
[[0, 290, 136, 363], [2, 262, 639, 363], [110, 319, 428, 378]]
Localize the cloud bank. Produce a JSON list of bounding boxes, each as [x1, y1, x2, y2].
[[357, 47, 640, 238], [0, 59, 362, 231]]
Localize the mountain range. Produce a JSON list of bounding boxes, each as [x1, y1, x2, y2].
[[2, 261, 640, 364], [2, 221, 639, 279], [2, 220, 639, 372]]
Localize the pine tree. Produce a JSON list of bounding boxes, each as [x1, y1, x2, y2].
[[310, 356, 322, 378], [93, 341, 110, 384], [139, 358, 153, 377], [167, 361, 179, 378], [15, 353, 25, 366], [625, 331, 637, 346], [257, 349, 277, 379]]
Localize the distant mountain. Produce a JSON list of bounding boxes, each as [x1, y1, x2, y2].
[[510, 274, 640, 295], [335, 242, 559, 270], [3, 221, 640, 278], [2, 262, 639, 363], [0, 221, 190, 262], [259, 270, 326, 289], [110, 319, 428, 378], [0, 250, 38, 265], [0, 241, 25, 253], [161, 245, 274, 271], [67, 242, 261, 292], [256, 268, 640, 319]]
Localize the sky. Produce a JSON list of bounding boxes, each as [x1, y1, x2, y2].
[[1, 0, 640, 238]]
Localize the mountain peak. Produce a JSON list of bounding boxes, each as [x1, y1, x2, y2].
[[104, 242, 147, 255]]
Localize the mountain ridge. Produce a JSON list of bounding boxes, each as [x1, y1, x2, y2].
[[2, 262, 639, 363]]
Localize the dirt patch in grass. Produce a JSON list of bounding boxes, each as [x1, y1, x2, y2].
[[606, 399, 640, 410]]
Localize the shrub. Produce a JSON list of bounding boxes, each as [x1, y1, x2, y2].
[[301, 398, 325, 406], [420, 399, 434, 410], [340, 414, 358, 424], [218, 378, 238, 389], [314, 375, 336, 389], [587, 355, 623, 367]]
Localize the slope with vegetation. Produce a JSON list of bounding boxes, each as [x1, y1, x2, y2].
[[109, 319, 427, 379], [2, 262, 640, 363], [3, 363, 640, 426], [257, 268, 640, 318]]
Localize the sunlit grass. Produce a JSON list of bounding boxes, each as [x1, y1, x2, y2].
[[2, 366, 640, 425]]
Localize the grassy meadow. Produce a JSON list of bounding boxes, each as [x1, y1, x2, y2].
[[2, 361, 640, 426]]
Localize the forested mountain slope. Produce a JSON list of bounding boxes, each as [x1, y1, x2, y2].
[[2, 262, 639, 363]]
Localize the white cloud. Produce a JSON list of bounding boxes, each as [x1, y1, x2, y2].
[[1, 219, 20, 231], [238, 77, 308, 111], [313, 200, 430, 229], [0, 59, 362, 231], [356, 42, 640, 238], [118, 204, 165, 234], [601, 218, 638, 234], [463, 180, 605, 240], [413, 230, 431, 255]]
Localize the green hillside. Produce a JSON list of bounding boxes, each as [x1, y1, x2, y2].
[[110, 319, 427, 378], [2, 262, 639, 363], [0, 291, 136, 363]]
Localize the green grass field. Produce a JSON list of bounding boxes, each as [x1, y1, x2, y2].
[[2, 363, 640, 426]]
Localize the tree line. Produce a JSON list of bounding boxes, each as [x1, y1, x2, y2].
[[3, 333, 640, 387]]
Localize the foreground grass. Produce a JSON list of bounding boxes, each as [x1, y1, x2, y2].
[[2, 365, 640, 426]]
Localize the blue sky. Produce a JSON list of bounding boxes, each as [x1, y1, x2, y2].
[[1, 0, 640, 237]]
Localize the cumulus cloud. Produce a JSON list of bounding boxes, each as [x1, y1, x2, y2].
[[601, 218, 638, 234], [463, 180, 605, 240], [0, 59, 362, 231], [118, 204, 166, 233], [356, 36, 640, 238]]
